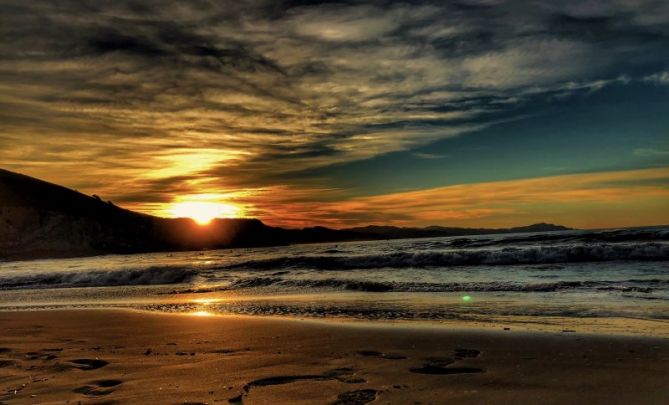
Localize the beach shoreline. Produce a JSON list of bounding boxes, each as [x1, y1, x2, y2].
[[0, 309, 668, 404]]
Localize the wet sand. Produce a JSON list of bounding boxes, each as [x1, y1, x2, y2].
[[0, 310, 668, 404]]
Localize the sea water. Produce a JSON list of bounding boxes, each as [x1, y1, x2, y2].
[[1, 227, 667, 331]]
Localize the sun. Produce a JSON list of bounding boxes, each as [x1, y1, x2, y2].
[[170, 201, 242, 225]]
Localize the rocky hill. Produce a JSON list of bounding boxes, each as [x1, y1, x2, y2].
[[0, 168, 571, 260]]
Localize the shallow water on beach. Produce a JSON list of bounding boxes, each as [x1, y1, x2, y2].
[[1, 227, 668, 330]]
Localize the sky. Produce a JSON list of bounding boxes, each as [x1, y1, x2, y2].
[[1, 0, 668, 229]]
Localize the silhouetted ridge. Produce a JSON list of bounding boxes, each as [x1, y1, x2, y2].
[[1, 168, 573, 260]]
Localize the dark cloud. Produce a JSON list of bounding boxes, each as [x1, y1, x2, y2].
[[549, 13, 666, 44], [1, 0, 668, 212]]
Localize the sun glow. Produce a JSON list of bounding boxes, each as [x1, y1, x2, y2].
[[191, 310, 213, 317], [170, 201, 242, 225], [191, 298, 222, 304]]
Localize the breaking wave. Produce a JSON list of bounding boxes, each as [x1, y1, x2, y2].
[[408, 228, 669, 250], [222, 277, 664, 293], [0, 266, 196, 289], [225, 243, 669, 270], [452, 228, 669, 247]]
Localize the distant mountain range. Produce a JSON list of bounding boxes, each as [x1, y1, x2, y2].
[[0, 168, 571, 260]]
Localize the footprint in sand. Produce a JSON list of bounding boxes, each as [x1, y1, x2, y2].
[[210, 349, 237, 354], [67, 359, 110, 370], [73, 379, 122, 397], [410, 364, 484, 375], [454, 348, 481, 359], [210, 348, 251, 355], [410, 351, 484, 375], [242, 374, 330, 392], [233, 368, 366, 403], [356, 350, 407, 360], [0, 359, 17, 368], [228, 394, 243, 405], [25, 351, 57, 361], [332, 389, 379, 405], [410, 353, 484, 375]]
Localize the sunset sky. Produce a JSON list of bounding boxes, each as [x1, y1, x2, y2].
[[1, 0, 668, 228]]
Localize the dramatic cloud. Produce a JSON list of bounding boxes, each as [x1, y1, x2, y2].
[[1, 0, 668, 226], [242, 167, 669, 228]]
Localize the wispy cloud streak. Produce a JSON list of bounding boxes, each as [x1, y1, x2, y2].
[[1, 0, 668, 225], [241, 167, 669, 229]]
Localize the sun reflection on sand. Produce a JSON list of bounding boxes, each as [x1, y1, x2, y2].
[[188, 298, 223, 317], [191, 298, 222, 305], [190, 310, 213, 317]]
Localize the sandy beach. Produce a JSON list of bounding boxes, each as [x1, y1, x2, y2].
[[3, 0, 669, 403], [0, 310, 667, 404]]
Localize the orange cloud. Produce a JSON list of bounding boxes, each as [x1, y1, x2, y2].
[[238, 167, 669, 229]]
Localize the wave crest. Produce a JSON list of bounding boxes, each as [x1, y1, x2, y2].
[[222, 277, 660, 293], [0, 266, 196, 289], [226, 243, 669, 270]]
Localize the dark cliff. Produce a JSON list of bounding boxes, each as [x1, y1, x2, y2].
[[0, 168, 571, 260]]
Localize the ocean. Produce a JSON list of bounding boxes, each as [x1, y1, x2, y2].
[[1, 227, 668, 332]]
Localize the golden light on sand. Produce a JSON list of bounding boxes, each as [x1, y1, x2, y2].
[[170, 201, 243, 225], [192, 298, 222, 305], [190, 310, 213, 317]]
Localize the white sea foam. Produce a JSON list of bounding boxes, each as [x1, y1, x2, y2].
[[1, 228, 668, 323], [225, 243, 669, 270], [0, 266, 195, 289]]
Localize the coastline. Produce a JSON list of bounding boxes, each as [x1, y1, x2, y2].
[[4, 304, 669, 338], [1, 309, 668, 404]]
